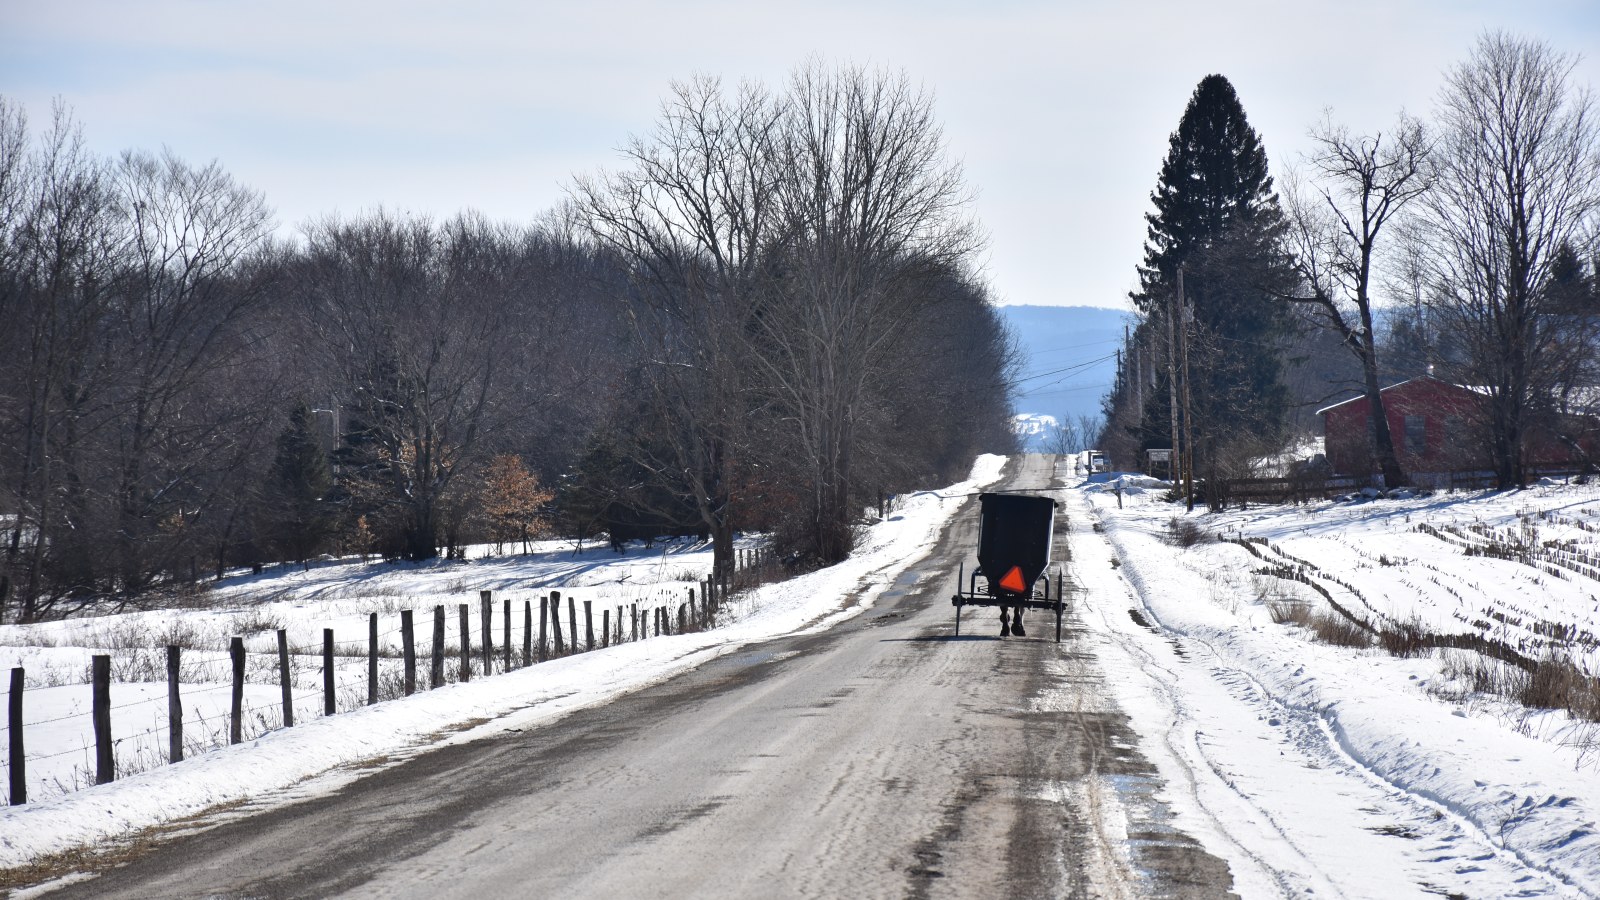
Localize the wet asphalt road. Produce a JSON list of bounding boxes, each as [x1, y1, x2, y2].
[[40, 454, 1234, 899]]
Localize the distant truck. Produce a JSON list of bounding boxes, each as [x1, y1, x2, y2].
[[1086, 450, 1106, 473]]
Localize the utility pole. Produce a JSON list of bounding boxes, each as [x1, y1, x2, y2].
[[1166, 278, 1181, 485], [1128, 323, 1143, 423], [1178, 268, 1195, 511]]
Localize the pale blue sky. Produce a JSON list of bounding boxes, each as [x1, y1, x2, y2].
[[3, 0, 1597, 310]]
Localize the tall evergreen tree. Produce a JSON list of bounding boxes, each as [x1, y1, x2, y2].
[[263, 404, 334, 565], [1128, 74, 1294, 486]]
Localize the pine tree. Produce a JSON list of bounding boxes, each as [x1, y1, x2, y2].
[[264, 403, 334, 565], [1129, 75, 1295, 484], [1546, 242, 1595, 316]]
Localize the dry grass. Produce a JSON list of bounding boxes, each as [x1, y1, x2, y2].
[[1438, 651, 1600, 723], [1269, 600, 1371, 647], [1522, 655, 1600, 722], [227, 609, 285, 636], [1310, 613, 1373, 648], [1268, 599, 1312, 626], [1167, 518, 1211, 549], [1378, 617, 1429, 658]]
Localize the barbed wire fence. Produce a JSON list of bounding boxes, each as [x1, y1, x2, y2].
[[3, 547, 778, 807]]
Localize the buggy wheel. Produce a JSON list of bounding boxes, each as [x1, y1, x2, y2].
[[954, 602, 962, 636], [1055, 601, 1063, 643]]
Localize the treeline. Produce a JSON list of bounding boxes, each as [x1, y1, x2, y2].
[[1100, 31, 1600, 495], [0, 62, 1017, 622]]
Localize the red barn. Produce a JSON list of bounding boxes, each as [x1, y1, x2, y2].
[[1319, 376, 1598, 480], [1319, 377, 1487, 478]]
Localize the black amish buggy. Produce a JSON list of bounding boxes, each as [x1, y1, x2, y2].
[[951, 492, 1066, 641]]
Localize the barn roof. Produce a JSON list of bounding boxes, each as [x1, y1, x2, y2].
[[1315, 376, 1481, 416]]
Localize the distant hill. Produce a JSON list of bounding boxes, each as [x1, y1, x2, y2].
[[997, 305, 1131, 445]]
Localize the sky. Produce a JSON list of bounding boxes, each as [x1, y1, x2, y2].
[[2, 0, 1598, 311]]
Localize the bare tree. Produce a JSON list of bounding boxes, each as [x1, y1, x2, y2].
[[0, 104, 278, 614], [574, 66, 1001, 567], [1283, 113, 1434, 486], [1417, 32, 1600, 487], [757, 61, 981, 562], [1044, 417, 1082, 457], [292, 211, 537, 561], [0, 97, 635, 611], [846, 261, 1017, 502], [571, 75, 784, 578], [105, 148, 275, 591], [1043, 414, 1101, 457], [0, 101, 125, 618]]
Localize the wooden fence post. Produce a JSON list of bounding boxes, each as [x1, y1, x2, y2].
[[431, 606, 445, 688], [584, 600, 594, 651], [538, 596, 549, 662], [322, 629, 335, 716], [654, 607, 662, 637], [367, 612, 378, 705], [277, 629, 293, 728], [10, 666, 25, 804], [567, 595, 577, 651], [602, 609, 610, 648], [503, 598, 512, 671], [92, 655, 112, 784], [458, 603, 471, 682], [689, 588, 697, 629], [523, 601, 532, 667], [230, 637, 245, 744], [614, 606, 622, 644], [167, 646, 183, 762], [550, 591, 565, 655], [678, 604, 686, 634], [401, 610, 416, 696], [480, 590, 493, 677]]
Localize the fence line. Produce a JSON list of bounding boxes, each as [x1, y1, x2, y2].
[[2, 568, 768, 805]]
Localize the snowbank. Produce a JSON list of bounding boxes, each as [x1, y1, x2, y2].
[[1077, 475, 1600, 896]]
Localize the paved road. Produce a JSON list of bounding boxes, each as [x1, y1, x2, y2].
[[46, 454, 1235, 898]]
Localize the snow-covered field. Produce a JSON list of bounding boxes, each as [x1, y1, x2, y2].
[[0, 454, 1007, 868], [1069, 462, 1600, 897]]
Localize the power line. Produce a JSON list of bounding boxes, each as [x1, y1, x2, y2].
[[1005, 353, 1119, 388], [1018, 337, 1125, 357], [1020, 382, 1115, 399]]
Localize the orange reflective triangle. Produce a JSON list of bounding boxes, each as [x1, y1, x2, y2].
[[999, 565, 1027, 594]]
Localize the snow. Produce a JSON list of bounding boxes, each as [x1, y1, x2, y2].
[[1013, 412, 1058, 438], [1065, 460, 1600, 898], [6, 450, 1599, 897], [0, 454, 1007, 868]]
